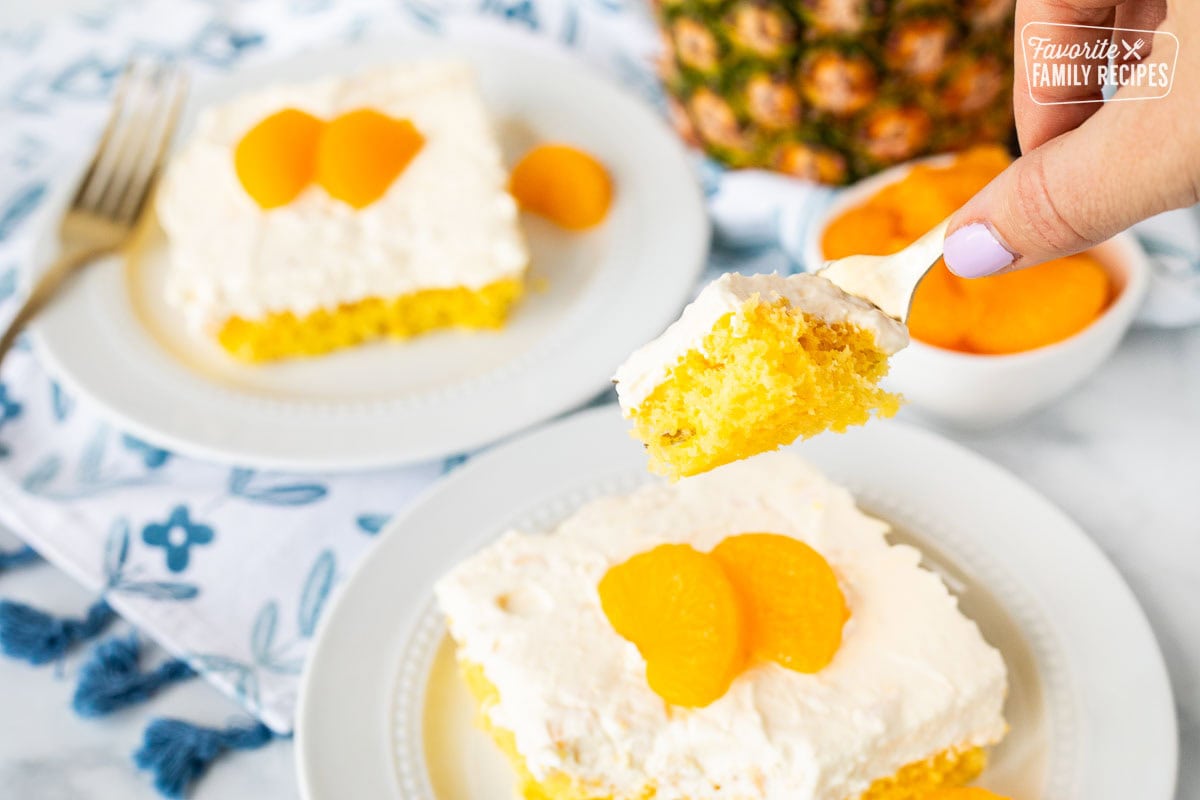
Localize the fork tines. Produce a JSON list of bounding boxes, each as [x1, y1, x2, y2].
[[73, 60, 189, 227]]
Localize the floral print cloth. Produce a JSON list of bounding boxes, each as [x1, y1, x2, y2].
[[0, 0, 657, 734]]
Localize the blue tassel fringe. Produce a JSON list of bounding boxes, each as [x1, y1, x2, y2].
[[0, 598, 116, 665], [134, 717, 275, 798], [0, 545, 39, 573], [73, 635, 196, 718]]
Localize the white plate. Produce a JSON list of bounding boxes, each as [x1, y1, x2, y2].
[[31, 40, 708, 471], [296, 406, 1177, 800]]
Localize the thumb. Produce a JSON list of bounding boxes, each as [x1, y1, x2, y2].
[[943, 99, 1199, 277]]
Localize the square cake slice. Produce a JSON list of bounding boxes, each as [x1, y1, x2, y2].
[[157, 62, 528, 362], [435, 452, 1008, 800], [613, 272, 908, 480]]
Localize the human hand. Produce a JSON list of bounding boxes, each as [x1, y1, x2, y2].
[[942, 0, 1199, 277]]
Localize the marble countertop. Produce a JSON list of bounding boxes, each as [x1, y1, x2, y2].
[[0, 324, 1196, 798]]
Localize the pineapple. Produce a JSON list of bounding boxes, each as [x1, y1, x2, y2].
[[656, 0, 1015, 184]]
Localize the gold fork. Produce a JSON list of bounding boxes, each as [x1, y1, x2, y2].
[[0, 61, 188, 365], [818, 218, 950, 322]]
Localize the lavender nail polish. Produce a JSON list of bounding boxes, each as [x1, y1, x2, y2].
[[943, 222, 1015, 278]]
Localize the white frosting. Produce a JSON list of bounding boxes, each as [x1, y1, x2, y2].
[[612, 272, 910, 410], [435, 453, 1008, 800], [157, 62, 528, 329]]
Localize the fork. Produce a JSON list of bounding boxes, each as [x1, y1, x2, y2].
[[0, 61, 188, 366], [818, 218, 950, 322]]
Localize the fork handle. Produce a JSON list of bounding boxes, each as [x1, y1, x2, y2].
[[0, 245, 114, 368]]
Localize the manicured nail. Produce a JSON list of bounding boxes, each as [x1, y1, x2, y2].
[[943, 222, 1016, 278]]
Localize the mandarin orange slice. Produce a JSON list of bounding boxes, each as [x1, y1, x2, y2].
[[821, 204, 900, 258], [907, 260, 970, 351], [316, 109, 424, 209], [509, 144, 612, 230], [711, 533, 848, 674], [963, 254, 1110, 355], [234, 109, 324, 209], [598, 544, 746, 708]]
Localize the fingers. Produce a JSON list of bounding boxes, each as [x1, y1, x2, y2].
[[947, 0, 1188, 277], [944, 88, 1198, 276], [1014, 0, 1117, 151], [1114, 0, 1169, 36]]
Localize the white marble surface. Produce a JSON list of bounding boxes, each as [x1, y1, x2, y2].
[[0, 324, 1196, 798]]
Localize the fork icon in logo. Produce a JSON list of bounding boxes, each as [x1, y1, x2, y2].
[[1122, 38, 1146, 60]]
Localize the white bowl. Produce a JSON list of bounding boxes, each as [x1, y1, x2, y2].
[[803, 157, 1151, 430]]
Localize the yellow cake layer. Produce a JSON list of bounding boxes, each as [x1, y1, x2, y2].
[[215, 277, 523, 362], [628, 298, 901, 480], [461, 660, 986, 800]]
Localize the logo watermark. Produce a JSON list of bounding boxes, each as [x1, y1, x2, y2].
[[1021, 22, 1179, 105]]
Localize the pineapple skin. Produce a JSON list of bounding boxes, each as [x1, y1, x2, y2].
[[656, 0, 1015, 184]]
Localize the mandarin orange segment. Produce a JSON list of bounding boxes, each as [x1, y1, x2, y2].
[[888, 175, 957, 238], [964, 253, 1110, 355], [234, 109, 325, 209], [907, 260, 969, 351], [711, 533, 848, 674], [924, 788, 1012, 800], [509, 144, 613, 230], [598, 544, 746, 708], [821, 205, 900, 258], [316, 109, 424, 209], [954, 145, 1011, 182]]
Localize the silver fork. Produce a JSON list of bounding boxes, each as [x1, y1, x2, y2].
[[0, 61, 188, 366]]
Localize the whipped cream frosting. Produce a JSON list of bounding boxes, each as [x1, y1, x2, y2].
[[435, 453, 1008, 800], [157, 62, 528, 330], [612, 272, 910, 410]]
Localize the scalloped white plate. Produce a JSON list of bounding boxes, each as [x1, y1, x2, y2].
[[30, 39, 707, 471], [296, 406, 1177, 800]]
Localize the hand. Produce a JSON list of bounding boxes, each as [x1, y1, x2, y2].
[[942, 0, 1199, 277]]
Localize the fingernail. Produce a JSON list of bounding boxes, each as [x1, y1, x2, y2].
[[943, 222, 1016, 278]]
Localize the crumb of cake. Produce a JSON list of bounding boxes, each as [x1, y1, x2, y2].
[[316, 109, 424, 209], [598, 544, 747, 708], [924, 788, 1011, 800], [628, 297, 901, 480], [234, 109, 324, 209], [216, 277, 522, 362], [921, 786, 1008, 796], [712, 533, 848, 673], [858, 747, 988, 799], [510, 144, 612, 230]]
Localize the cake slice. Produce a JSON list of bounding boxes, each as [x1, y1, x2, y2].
[[435, 453, 1008, 800], [157, 62, 528, 362], [613, 272, 908, 479]]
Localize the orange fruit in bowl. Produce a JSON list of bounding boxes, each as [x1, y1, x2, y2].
[[906, 260, 970, 352], [962, 254, 1110, 355], [822, 146, 1113, 356]]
